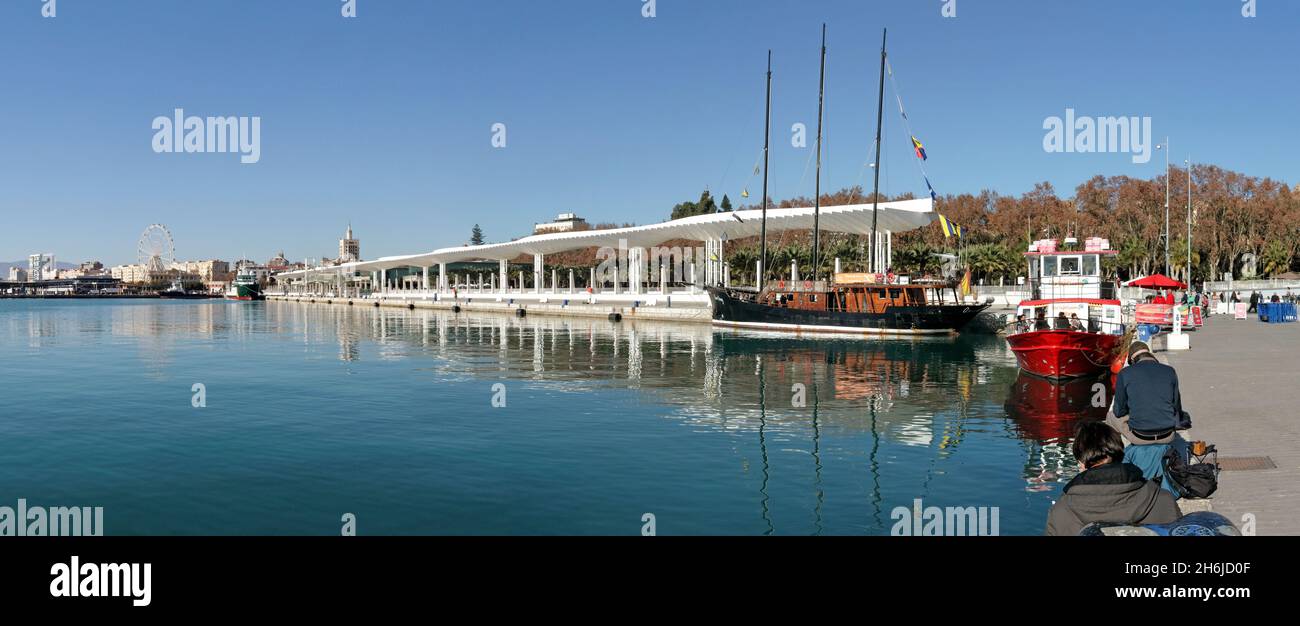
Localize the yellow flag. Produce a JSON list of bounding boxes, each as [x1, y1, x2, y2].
[[960, 268, 972, 296], [741, 188, 750, 198]]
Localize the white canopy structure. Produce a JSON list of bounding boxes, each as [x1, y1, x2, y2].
[[278, 198, 936, 280]]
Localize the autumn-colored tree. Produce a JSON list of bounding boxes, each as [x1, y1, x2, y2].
[[717, 164, 1298, 283]]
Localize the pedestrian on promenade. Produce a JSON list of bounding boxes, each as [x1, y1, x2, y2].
[[1046, 421, 1180, 536], [1249, 291, 1259, 313]]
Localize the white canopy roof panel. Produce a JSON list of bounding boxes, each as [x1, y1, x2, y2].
[[279, 198, 935, 278]]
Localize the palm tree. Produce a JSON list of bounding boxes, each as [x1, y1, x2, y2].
[[893, 242, 940, 275], [1170, 239, 1201, 283], [1260, 240, 1292, 277], [727, 246, 757, 286]]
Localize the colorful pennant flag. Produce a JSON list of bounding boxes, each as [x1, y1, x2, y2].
[[911, 136, 928, 161], [924, 176, 938, 202], [938, 214, 964, 239]]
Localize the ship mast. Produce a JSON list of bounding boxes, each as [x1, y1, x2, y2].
[[812, 24, 826, 284], [759, 50, 772, 290], [869, 28, 887, 273]]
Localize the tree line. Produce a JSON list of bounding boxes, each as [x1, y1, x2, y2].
[[673, 164, 1300, 285]]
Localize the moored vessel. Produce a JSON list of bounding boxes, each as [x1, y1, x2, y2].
[[1005, 237, 1128, 379], [225, 271, 264, 301], [707, 27, 987, 336], [708, 277, 988, 335], [160, 279, 211, 300]]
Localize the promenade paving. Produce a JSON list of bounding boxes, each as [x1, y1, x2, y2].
[[1160, 312, 1300, 535]]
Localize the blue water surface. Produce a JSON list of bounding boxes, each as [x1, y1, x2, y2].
[[0, 300, 1086, 535]]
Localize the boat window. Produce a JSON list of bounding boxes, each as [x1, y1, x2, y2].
[[1042, 256, 1057, 277], [888, 288, 902, 300], [1083, 254, 1098, 276], [1060, 256, 1081, 275]]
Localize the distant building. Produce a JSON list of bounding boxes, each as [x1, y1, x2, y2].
[[78, 261, 105, 276], [534, 213, 588, 235], [54, 261, 106, 280], [8, 267, 27, 281], [338, 224, 361, 263], [171, 260, 229, 283], [267, 251, 291, 271], [28, 254, 55, 281], [110, 264, 150, 284]]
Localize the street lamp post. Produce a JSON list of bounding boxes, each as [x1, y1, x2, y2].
[[1156, 138, 1170, 275], [1186, 156, 1193, 285]]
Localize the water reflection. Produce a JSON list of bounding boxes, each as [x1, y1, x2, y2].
[[1004, 372, 1112, 492], [270, 303, 1046, 533]]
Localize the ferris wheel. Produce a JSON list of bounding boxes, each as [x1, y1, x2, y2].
[[137, 224, 175, 274]]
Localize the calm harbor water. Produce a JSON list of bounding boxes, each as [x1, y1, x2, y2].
[[0, 299, 1104, 535]]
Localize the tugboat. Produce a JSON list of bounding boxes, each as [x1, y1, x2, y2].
[[1005, 237, 1129, 379], [707, 28, 988, 336], [225, 270, 264, 301]]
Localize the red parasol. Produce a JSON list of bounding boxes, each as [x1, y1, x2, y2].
[[1124, 274, 1187, 290]]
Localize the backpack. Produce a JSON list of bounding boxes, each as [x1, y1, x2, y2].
[[1162, 446, 1219, 499]]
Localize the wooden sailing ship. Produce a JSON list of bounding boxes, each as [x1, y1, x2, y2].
[[707, 27, 988, 336]]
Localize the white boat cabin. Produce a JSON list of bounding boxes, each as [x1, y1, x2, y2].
[[1025, 237, 1118, 301]]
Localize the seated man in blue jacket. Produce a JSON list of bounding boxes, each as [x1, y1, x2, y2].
[[1111, 341, 1184, 445], [1110, 341, 1190, 494]]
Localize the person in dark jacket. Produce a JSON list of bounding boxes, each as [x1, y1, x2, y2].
[[1034, 308, 1050, 331], [1111, 341, 1183, 445], [1046, 421, 1180, 536]]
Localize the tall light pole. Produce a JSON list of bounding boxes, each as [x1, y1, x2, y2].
[[1186, 156, 1193, 286], [1156, 138, 1170, 275]]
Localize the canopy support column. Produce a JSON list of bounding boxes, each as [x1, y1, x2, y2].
[[533, 254, 543, 294]]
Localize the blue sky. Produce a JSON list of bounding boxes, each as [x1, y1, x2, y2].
[[0, 0, 1294, 266]]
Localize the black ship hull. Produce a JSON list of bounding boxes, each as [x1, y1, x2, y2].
[[706, 287, 989, 335], [159, 292, 213, 300]]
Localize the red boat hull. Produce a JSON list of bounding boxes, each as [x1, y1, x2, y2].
[[1006, 330, 1124, 380]]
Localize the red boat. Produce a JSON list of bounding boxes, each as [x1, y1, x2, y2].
[[1005, 238, 1129, 380], [1007, 303, 1125, 378]]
